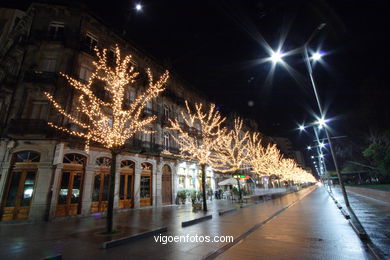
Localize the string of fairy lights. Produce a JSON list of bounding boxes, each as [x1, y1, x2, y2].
[[46, 45, 314, 183], [45, 45, 169, 152]]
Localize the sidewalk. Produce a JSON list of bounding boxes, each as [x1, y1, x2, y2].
[[216, 187, 372, 260], [332, 186, 390, 258], [0, 187, 313, 259], [0, 186, 366, 260]]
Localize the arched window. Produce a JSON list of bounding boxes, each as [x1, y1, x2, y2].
[[63, 153, 86, 165], [95, 157, 111, 167], [140, 162, 153, 207], [14, 151, 40, 163]]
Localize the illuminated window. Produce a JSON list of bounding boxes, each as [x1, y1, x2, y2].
[[178, 176, 185, 189]]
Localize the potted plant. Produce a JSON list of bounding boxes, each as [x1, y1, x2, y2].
[[190, 190, 202, 211], [177, 189, 187, 204]]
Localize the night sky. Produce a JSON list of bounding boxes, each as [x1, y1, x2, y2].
[[3, 0, 390, 160]]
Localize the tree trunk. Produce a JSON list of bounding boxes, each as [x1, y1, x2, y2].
[[106, 149, 118, 233], [236, 171, 242, 202], [201, 163, 207, 212]]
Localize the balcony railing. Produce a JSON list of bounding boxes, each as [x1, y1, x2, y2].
[[7, 119, 52, 136], [23, 70, 58, 84]]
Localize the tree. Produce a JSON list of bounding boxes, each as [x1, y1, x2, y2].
[[363, 130, 390, 182], [212, 118, 250, 201], [169, 101, 226, 211], [45, 46, 169, 233]]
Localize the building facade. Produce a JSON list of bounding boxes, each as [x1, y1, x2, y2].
[[0, 3, 224, 222]]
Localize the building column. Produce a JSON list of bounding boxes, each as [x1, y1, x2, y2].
[[133, 161, 141, 208], [113, 158, 121, 209], [80, 165, 95, 216], [155, 161, 162, 206], [0, 162, 11, 205], [48, 164, 63, 220], [28, 162, 52, 221]]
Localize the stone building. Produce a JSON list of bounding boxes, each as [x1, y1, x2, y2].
[[0, 2, 221, 222]]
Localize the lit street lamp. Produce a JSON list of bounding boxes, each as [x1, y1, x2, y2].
[[302, 24, 350, 206]]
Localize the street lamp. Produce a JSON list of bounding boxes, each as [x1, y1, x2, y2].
[[135, 3, 143, 11], [269, 24, 349, 205], [270, 50, 284, 63], [311, 52, 323, 61]]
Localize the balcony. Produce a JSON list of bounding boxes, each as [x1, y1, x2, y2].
[[23, 70, 58, 84], [7, 119, 52, 136], [160, 115, 171, 127], [142, 108, 158, 118], [30, 30, 65, 43]]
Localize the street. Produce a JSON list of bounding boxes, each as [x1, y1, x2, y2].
[[0, 186, 373, 260]]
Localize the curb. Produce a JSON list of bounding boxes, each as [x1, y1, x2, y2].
[[340, 208, 350, 219], [240, 204, 254, 209], [182, 215, 212, 227], [218, 208, 237, 216], [43, 255, 62, 260], [347, 219, 368, 240], [204, 186, 317, 260], [101, 227, 168, 249], [367, 242, 389, 260]]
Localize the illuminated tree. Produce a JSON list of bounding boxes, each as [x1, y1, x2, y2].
[[169, 101, 226, 211], [45, 46, 169, 233], [212, 118, 250, 201]]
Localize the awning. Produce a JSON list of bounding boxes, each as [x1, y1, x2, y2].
[[218, 178, 239, 186]]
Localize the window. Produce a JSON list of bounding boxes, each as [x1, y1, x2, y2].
[[189, 177, 195, 188], [84, 32, 98, 51], [178, 176, 185, 189], [140, 176, 151, 198], [41, 57, 57, 72], [30, 100, 48, 120], [107, 47, 116, 66], [163, 133, 169, 151], [79, 65, 92, 81], [48, 22, 64, 40], [164, 105, 169, 118]]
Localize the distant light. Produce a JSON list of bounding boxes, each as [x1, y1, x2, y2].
[[299, 125, 305, 131], [319, 142, 325, 148], [311, 156, 314, 159], [317, 118, 327, 127], [312, 52, 323, 61], [319, 154, 324, 158], [307, 146, 312, 150], [270, 50, 283, 63], [135, 3, 142, 11]]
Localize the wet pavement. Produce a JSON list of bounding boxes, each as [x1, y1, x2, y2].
[[215, 187, 372, 260], [332, 186, 390, 258], [0, 186, 372, 260]]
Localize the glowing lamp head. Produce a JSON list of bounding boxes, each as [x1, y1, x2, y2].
[[299, 125, 305, 131], [319, 142, 325, 148], [317, 118, 327, 127], [270, 50, 283, 63], [319, 154, 324, 158], [135, 3, 142, 11], [312, 52, 323, 61], [307, 146, 312, 150]]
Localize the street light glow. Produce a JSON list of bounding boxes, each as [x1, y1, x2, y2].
[[319, 154, 324, 158], [311, 52, 322, 61], [270, 50, 283, 63], [299, 125, 305, 131], [319, 142, 325, 148], [317, 118, 327, 127], [307, 146, 312, 150], [135, 3, 142, 11]]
